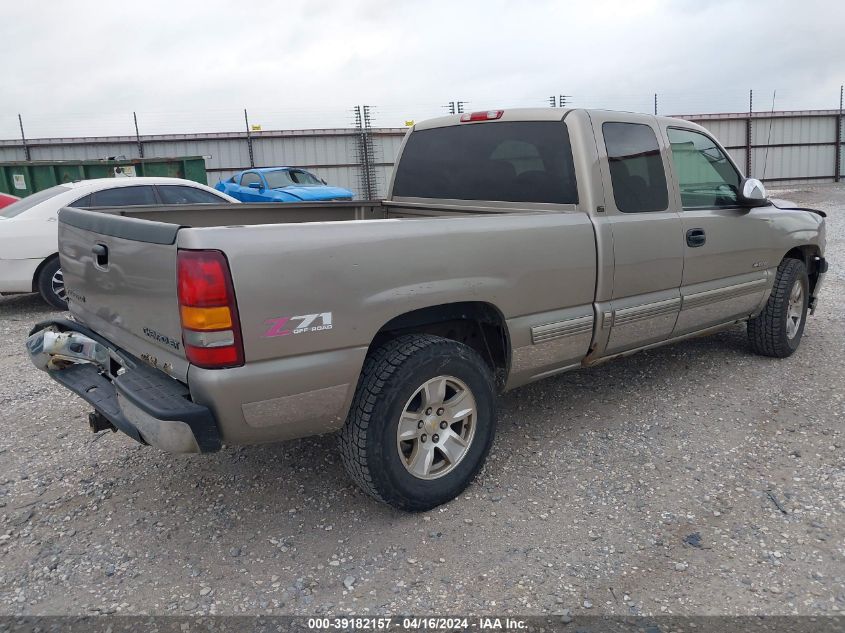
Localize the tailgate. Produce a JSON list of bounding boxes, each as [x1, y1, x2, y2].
[[58, 207, 189, 381]]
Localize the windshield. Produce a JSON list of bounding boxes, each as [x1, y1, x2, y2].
[[0, 185, 71, 219], [264, 170, 296, 189], [264, 169, 323, 189], [290, 170, 323, 186]]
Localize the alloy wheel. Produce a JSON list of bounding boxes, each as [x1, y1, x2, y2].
[[396, 375, 477, 480]]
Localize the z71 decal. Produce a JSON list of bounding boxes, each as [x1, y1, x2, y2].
[[263, 312, 333, 338]]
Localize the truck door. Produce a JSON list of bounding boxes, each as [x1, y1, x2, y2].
[[661, 125, 768, 336], [589, 113, 684, 356]]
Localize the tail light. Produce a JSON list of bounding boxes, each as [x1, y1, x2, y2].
[[460, 110, 504, 122], [177, 250, 244, 369]]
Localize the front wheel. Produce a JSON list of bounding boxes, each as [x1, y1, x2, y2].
[[748, 258, 808, 358], [340, 334, 496, 511], [37, 257, 68, 310]]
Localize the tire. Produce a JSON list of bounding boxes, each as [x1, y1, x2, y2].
[[36, 257, 68, 310], [340, 334, 496, 511], [748, 258, 808, 358]]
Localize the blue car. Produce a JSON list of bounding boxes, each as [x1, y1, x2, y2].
[[215, 167, 354, 202]]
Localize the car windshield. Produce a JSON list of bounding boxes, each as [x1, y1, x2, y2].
[[0, 185, 71, 219], [264, 171, 296, 189], [290, 170, 323, 186], [264, 169, 322, 188]]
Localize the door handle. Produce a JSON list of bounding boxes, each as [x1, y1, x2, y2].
[[686, 228, 706, 248], [92, 243, 109, 268]]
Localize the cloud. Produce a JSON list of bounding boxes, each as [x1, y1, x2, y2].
[[1, 0, 841, 137]]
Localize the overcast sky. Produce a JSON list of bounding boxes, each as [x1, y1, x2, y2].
[[2, 0, 842, 139]]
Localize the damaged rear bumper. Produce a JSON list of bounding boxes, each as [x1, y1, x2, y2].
[[26, 319, 221, 453]]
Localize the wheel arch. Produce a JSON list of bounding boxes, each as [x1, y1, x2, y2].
[[782, 245, 821, 294], [368, 301, 511, 390], [31, 253, 58, 293]]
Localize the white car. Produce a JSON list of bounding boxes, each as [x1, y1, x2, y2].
[[0, 177, 239, 309]]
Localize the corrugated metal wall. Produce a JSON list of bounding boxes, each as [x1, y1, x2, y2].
[[0, 128, 408, 199], [0, 109, 841, 195], [677, 109, 843, 186]]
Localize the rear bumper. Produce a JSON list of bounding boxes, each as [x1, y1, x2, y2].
[[26, 319, 221, 453]]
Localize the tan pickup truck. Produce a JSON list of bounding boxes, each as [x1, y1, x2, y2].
[[27, 108, 828, 510]]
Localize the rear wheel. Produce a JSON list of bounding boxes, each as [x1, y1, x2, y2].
[[340, 334, 496, 511], [36, 257, 68, 310], [748, 258, 808, 358]]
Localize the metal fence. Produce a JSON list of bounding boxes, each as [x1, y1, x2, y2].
[[0, 127, 408, 199], [678, 109, 844, 186], [0, 108, 841, 197]]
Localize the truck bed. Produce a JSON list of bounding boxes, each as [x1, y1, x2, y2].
[[88, 200, 523, 228]]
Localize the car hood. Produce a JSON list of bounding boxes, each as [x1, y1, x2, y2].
[[273, 185, 353, 201]]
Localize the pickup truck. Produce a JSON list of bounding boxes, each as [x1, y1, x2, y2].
[[26, 108, 828, 511]]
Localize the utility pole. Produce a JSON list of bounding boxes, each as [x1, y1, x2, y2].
[[549, 96, 556, 108], [18, 114, 30, 161], [355, 105, 376, 200], [133, 112, 144, 158], [558, 95, 570, 108], [244, 108, 255, 168], [749, 89, 753, 114], [654, 93, 658, 116], [446, 101, 456, 115], [456, 101, 466, 114]]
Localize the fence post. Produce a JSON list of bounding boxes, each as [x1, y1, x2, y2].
[[18, 114, 31, 161], [133, 112, 144, 158], [745, 90, 753, 176], [836, 85, 843, 183], [244, 108, 255, 168]]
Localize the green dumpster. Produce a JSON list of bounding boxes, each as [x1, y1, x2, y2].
[[0, 157, 207, 197]]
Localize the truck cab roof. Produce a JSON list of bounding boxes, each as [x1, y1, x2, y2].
[[413, 107, 708, 134]]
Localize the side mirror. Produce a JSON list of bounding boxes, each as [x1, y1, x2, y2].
[[247, 182, 263, 190], [738, 177, 767, 207]]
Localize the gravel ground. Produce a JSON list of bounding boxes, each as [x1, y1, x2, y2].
[[0, 185, 842, 618]]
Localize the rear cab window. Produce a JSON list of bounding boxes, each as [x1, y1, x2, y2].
[[392, 121, 578, 204]]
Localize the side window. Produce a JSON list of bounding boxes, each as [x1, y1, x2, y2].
[[71, 194, 93, 208], [603, 122, 669, 213], [240, 172, 262, 187], [158, 185, 226, 204], [90, 186, 157, 207], [668, 128, 741, 208]]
